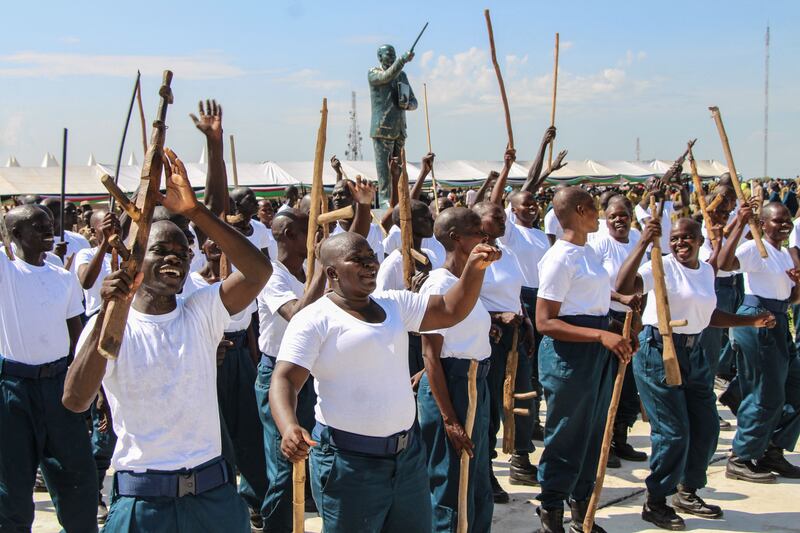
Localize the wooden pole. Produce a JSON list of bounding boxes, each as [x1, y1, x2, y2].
[[484, 9, 514, 150], [502, 326, 520, 454], [60, 128, 67, 241], [305, 98, 328, 290], [649, 195, 683, 386], [111, 71, 141, 212], [687, 145, 719, 248], [292, 460, 305, 533], [398, 148, 415, 289], [457, 359, 479, 533], [422, 83, 441, 214], [584, 311, 633, 533], [709, 106, 768, 258], [548, 32, 560, 168], [229, 134, 239, 188], [135, 79, 147, 157]]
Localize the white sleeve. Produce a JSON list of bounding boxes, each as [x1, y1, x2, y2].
[[387, 289, 429, 332], [187, 284, 231, 342], [369, 225, 385, 261], [638, 261, 655, 294], [544, 211, 559, 235], [790, 223, 800, 249], [537, 256, 572, 303], [74, 247, 94, 269], [375, 257, 399, 292], [66, 273, 86, 318], [418, 276, 449, 336], [634, 204, 648, 224], [735, 242, 763, 273], [262, 271, 299, 314], [277, 308, 322, 371]]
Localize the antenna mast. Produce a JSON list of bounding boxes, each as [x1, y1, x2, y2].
[[636, 137, 640, 161], [345, 91, 363, 161]]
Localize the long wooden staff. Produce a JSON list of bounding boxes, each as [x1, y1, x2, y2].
[[60, 128, 68, 242], [457, 360, 479, 533], [484, 9, 513, 150], [584, 311, 633, 532], [548, 33, 560, 168], [709, 106, 768, 258], [398, 148, 415, 288], [687, 144, 719, 248], [136, 78, 148, 157], [502, 327, 537, 453], [229, 134, 239, 188], [422, 83, 441, 214]]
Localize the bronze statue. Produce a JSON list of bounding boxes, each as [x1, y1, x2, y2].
[[369, 44, 417, 206]]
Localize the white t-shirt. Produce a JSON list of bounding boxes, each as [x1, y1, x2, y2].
[[544, 209, 564, 239], [181, 272, 255, 332], [333, 222, 385, 263], [788, 218, 800, 250], [248, 219, 278, 260], [74, 246, 113, 316], [538, 239, 611, 317], [479, 242, 524, 313], [500, 221, 549, 289], [639, 255, 717, 335], [257, 261, 305, 356], [278, 291, 429, 437], [59, 230, 91, 261], [635, 201, 675, 251], [420, 269, 491, 361], [76, 285, 231, 472], [698, 222, 738, 278], [1, 244, 63, 268], [383, 226, 446, 266], [591, 232, 642, 313], [187, 225, 206, 273], [736, 240, 795, 301], [375, 248, 444, 292], [0, 254, 84, 365]]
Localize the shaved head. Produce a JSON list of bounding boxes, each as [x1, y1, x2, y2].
[[5, 204, 47, 233], [272, 208, 308, 241], [230, 187, 254, 202], [553, 186, 592, 224], [434, 207, 481, 251], [672, 217, 702, 239], [147, 220, 188, 248], [760, 201, 789, 221], [508, 190, 533, 208], [319, 232, 367, 267], [472, 201, 503, 219], [89, 208, 109, 231]]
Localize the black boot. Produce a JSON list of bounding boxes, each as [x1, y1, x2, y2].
[[606, 449, 621, 469], [642, 494, 685, 530], [756, 446, 800, 478], [671, 485, 723, 518], [509, 453, 540, 486], [532, 421, 545, 441], [567, 499, 607, 533], [490, 470, 509, 503], [611, 421, 647, 462], [726, 454, 777, 483], [536, 506, 565, 533]]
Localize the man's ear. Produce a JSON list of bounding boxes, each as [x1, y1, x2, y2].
[[325, 265, 338, 281]]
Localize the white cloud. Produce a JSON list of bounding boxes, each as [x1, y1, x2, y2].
[[272, 68, 346, 91], [1, 112, 24, 148], [0, 51, 244, 80], [560, 41, 574, 51], [60, 36, 80, 45]]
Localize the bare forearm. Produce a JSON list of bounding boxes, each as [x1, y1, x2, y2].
[[718, 221, 746, 271], [616, 241, 649, 294], [536, 319, 605, 343], [522, 135, 550, 193], [473, 177, 493, 205], [63, 314, 108, 412], [410, 168, 429, 200], [351, 202, 372, 238], [710, 308, 759, 328], [423, 264, 486, 330], [281, 269, 327, 321], [490, 165, 510, 206], [204, 137, 228, 217], [422, 340, 460, 424], [79, 243, 109, 289]]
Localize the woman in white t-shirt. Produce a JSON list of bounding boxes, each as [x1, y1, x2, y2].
[[617, 216, 774, 530], [270, 231, 500, 533]]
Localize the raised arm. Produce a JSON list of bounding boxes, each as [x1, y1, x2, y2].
[[331, 155, 344, 182], [276, 264, 327, 322], [490, 147, 516, 205], [521, 127, 556, 193], [616, 218, 660, 295], [190, 100, 227, 218], [368, 53, 413, 85], [381, 157, 404, 231], [78, 212, 118, 290], [410, 153, 434, 200], [718, 204, 752, 272], [349, 178, 376, 238], [472, 171, 499, 207]]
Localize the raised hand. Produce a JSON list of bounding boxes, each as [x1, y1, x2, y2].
[[330, 155, 343, 177], [402, 51, 415, 63], [503, 147, 517, 169], [389, 156, 403, 184], [468, 243, 502, 270], [641, 218, 662, 245], [543, 126, 557, 144], [98, 212, 120, 247], [550, 149, 568, 172], [189, 99, 223, 142], [100, 270, 143, 305], [160, 148, 200, 216], [421, 152, 435, 174], [347, 176, 376, 206]]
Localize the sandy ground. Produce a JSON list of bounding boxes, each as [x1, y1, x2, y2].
[[33, 403, 800, 532]]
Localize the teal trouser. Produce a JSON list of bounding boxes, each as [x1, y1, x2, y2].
[[731, 305, 800, 460], [0, 367, 98, 532], [91, 401, 117, 499], [102, 480, 250, 532], [254, 356, 317, 533], [417, 363, 493, 533], [310, 424, 431, 533], [633, 327, 719, 497], [698, 278, 738, 378], [537, 335, 614, 508], [217, 333, 268, 515]]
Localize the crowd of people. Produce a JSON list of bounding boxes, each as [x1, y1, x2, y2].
[[1, 106, 799, 533]]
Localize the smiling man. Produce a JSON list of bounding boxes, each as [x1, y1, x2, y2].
[[62, 149, 272, 532]]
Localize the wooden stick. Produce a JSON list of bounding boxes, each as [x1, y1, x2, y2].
[[229, 134, 239, 188], [502, 326, 520, 454], [484, 9, 514, 150], [111, 71, 141, 212], [136, 78, 147, 157], [422, 83, 441, 214], [292, 459, 305, 533], [410, 248, 429, 265], [548, 32, 560, 168], [398, 148, 415, 289], [706, 194, 724, 212], [316, 205, 354, 225], [584, 311, 633, 533], [649, 195, 683, 386], [457, 359, 479, 533], [306, 99, 328, 290], [687, 144, 718, 248], [60, 128, 67, 241], [709, 106, 768, 258]]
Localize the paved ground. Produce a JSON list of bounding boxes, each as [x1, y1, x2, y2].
[[33, 403, 800, 532]]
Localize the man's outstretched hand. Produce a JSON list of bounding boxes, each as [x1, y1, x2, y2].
[[190, 99, 223, 143]]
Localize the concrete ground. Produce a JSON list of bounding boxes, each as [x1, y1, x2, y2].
[[33, 403, 800, 532]]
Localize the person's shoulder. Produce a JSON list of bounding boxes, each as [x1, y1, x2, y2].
[[75, 246, 95, 260]]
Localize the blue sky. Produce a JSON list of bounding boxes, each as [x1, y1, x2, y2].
[[1, 0, 797, 178]]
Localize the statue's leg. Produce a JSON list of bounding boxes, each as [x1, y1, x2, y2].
[[373, 137, 392, 208]]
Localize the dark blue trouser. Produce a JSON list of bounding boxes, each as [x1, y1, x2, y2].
[[487, 322, 534, 456], [731, 305, 800, 460], [417, 361, 493, 533], [254, 356, 317, 533], [792, 303, 800, 354], [609, 309, 641, 428], [0, 366, 98, 532], [633, 327, 719, 497], [103, 476, 249, 532], [718, 274, 744, 379], [217, 332, 268, 515], [91, 400, 117, 500], [537, 336, 614, 508], [520, 287, 544, 425], [310, 424, 431, 533], [699, 278, 738, 379], [409, 333, 425, 377]]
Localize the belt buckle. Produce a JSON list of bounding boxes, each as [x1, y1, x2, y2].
[[177, 472, 196, 497], [395, 432, 409, 454], [38, 363, 56, 379]]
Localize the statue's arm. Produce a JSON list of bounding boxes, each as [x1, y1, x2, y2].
[[368, 57, 407, 85], [403, 73, 418, 111]]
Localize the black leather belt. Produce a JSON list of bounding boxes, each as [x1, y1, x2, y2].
[[560, 314, 610, 330], [223, 329, 247, 349], [441, 357, 490, 379], [317, 423, 414, 457], [115, 456, 231, 498], [715, 276, 737, 287], [647, 326, 699, 350], [0, 356, 68, 379], [742, 294, 789, 315]]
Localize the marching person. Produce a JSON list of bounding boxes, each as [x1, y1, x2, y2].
[[63, 148, 272, 532], [417, 207, 494, 532], [617, 216, 775, 530], [535, 186, 634, 533], [330, 176, 385, 261], [269, 230, 501, 533], [717, 202, 800, 482]]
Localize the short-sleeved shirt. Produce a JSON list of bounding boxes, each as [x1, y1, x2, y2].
[[590, 232, 642, 313], [181, 272, 255, 332], [499, 221, 549, 289], [375, 248, 444, 292], [538, 240, 610, 317], [257, 261, 305, 356], [0, 254, 84, 365], [635, 201, 675, 251], [248, 219, 278, 260], [74, 246, 113, 316], [736, 240, 795, 301], [544, 209, 564, 239], [383, 226, 446, 266], [479, 242, 524, 313], [58, 230, 91, 270], [75, 285, 231, 472], [420, 269, 491, 361], [788, 218, 800, 251], [698, 222, 739, 278], [277, 291, 429, 437], [333, 223, 385, 264], [639, 255, 717, 335]]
